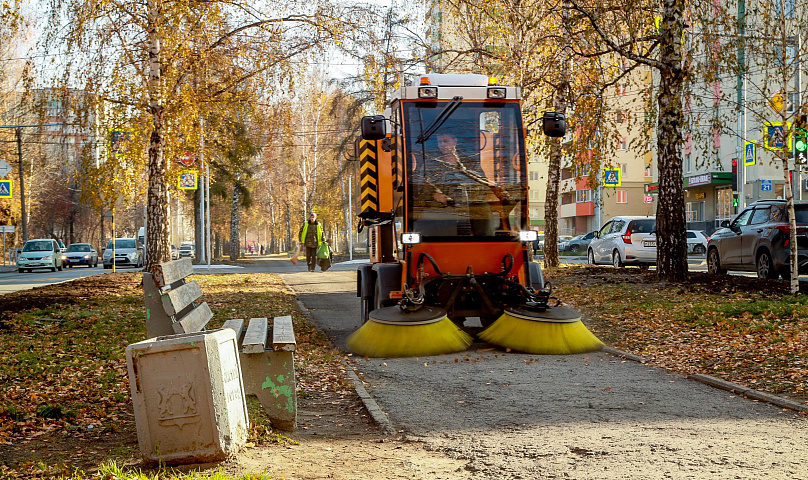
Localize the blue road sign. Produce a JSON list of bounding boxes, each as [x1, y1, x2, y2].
[[603, 168, 621, 187], [744, 141, 756, 166], [764, 122, 791, 150], [0, 179, 11, 198], [761, 179, 773, 191]]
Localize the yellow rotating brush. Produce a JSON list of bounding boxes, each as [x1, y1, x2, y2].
[[479, 306, 603, 355], [347, 306, 473, 358]]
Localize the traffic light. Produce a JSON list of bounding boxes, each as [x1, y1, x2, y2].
[[795, 115, 808, 164], [733, 194, 739, 208]]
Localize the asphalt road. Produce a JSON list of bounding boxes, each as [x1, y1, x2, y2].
[[0, 264, 120, 295], [267, 256, 808, 480]]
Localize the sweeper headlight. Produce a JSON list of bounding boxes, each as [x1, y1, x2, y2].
[[487, 87, 507, 99], [418, 87, 438, 99], [519, 231, 538, 243], [401, 232, 422, 244]]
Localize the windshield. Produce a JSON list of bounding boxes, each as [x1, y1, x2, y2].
[[67, 244, 91, 252], [23, 241, 54, 252], [107, 239, 136, 249], [403, 101, 526, 239]]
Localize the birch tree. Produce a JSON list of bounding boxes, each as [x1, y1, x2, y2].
[[44, 0, 372, 268]]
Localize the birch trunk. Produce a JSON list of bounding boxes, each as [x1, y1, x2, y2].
[[543, 1, 573, 269], [145, 0, 170, 269], [230, 185, 240, 261], [654, 0, 688, 282]]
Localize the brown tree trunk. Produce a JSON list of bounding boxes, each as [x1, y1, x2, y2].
[[544, 141, 561, 268], [654, 0, 688, 282]]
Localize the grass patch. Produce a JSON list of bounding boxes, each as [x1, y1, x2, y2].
[[550, 265, 808, 399], [0, 272, 349, 479]]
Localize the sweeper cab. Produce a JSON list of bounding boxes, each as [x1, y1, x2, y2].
[[349, 73, 601, 357]]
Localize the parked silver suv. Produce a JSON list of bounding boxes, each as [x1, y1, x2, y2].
[[588, 216, 657, 268]]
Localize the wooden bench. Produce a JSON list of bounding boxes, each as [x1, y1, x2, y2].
[[142, 258, 297, 431]]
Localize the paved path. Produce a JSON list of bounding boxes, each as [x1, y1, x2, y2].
[[258, 256, 808, 480]]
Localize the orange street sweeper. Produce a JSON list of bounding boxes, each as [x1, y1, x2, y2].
[[348, 74, 603, 358]]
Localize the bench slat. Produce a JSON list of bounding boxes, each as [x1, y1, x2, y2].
[[161, 280, 203, 316], [222, 319, 245, 342], [172, 302, 213, 334], [242, 317, 269, 354], [151, 258, 194, 289], [272, 315, 297, 352]]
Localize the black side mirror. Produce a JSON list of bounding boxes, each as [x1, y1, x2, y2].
[[361, 115, 387, 140], [542, 112, 566, 138], [720, 220, 730, 228]]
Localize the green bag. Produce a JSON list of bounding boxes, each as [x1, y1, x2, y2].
[[316, 243, 330, 259]]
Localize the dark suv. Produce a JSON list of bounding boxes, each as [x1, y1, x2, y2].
[[706, 200, 808, 279]]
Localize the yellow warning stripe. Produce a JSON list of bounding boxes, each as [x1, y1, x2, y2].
[[361, 199, 378, 211]]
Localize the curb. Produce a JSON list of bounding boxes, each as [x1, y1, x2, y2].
[[602, 345, 808, 414], [688, 374, 808, 414], [293, 298, 397, 435]]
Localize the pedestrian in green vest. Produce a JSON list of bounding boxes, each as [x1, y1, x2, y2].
[[298, 212, 324, 272]]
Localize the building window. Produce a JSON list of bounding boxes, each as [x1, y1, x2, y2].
[[716, 187, 732, 224], [617, 84, 627, 96], [616, 190, 627, 203], [686, 201, 705, 222], [575, 189, 593, 203], [619, 138, 627, 150], [645, 162, 653, 177], [529, 171, 540, 181], [621, 163, 628, 176]]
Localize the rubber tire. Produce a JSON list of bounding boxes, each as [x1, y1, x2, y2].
[[373, 279, 384, 311], [57, 262, 62, 271], [694, 244, 706, 255], [707, 248, 727, 274], [587, 249, 596, 265], [68, 264, 73, 268], [51, 266, 56, 272], [360, 297, 372, 324], [17, 268, 23, 273], [756, 250, 777, 279], [104, 264, 110, 270], [569, 244, 579, 253], [612, 251, 624, 268]]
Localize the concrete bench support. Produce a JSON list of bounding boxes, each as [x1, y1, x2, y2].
[[223, 316, 298, 431]]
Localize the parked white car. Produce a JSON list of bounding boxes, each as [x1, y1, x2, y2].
[[686, 230, 709, 254], [588, 216, 657, 268]]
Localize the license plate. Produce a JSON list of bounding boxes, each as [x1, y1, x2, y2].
[[643, 240, 657, 247]]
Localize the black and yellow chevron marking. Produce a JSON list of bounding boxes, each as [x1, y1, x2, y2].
[[359, 140, 379, 215]]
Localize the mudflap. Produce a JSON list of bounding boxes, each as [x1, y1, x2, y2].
[[527, 261, 544, 290], [357, 265, 374, 298], [372, 263, 403, 309]]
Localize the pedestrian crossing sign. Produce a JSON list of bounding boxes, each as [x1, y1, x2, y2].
[[744, 141, 756, 166], [178, 171, 198, 190], [763, 122, 791, 151], [0, 179, 11, 198], [603, 168, 621, 187]]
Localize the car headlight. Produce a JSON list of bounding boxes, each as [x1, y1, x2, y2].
[[18, 255, 26, 261], [43, 255, 52, 260]]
